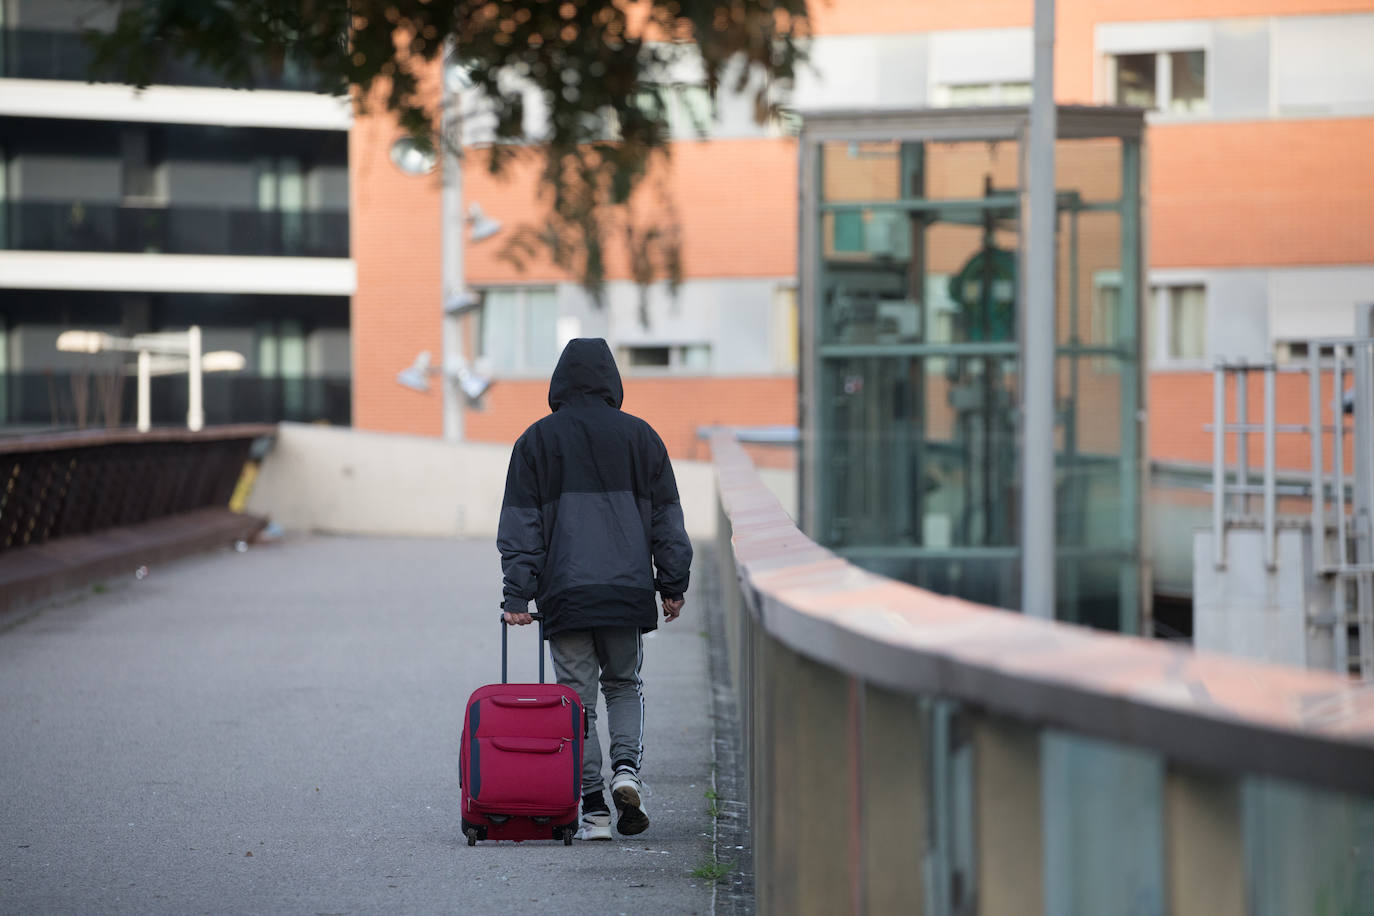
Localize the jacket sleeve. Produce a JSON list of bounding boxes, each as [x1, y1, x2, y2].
[[496, 435, 545, 614], [649, 438, 693, 600]]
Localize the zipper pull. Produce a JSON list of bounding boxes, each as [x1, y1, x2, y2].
[[561, 696, 570, 707]]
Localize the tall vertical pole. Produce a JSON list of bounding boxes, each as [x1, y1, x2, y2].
[[187, 324, 204, 432], [441, 42, 465, 442], [1263, 357, 1277, 570], [1021, 0, 1057, 619], [137, 350, 151, 432]]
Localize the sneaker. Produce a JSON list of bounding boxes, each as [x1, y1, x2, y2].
[[610, 766, 649, 836], [574, 810, 612, 841]]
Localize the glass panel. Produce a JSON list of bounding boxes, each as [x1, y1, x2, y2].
[[628, 346, 670, 367], [820, 354, 1020, 552], [1114, 53, 1158, 109], [1042, 732, 1165, 916], [832, 210, 865, 252], [480, 289, 521, 372], [810, 129, 1141, 626], [925, 140, 1019, 202], [1243, 776, 1374, 916], [1168, 285, 1206, 360], [524, 288, 559, 371], [1169, 50, 1206, 113], [821, 141, 902, 203]]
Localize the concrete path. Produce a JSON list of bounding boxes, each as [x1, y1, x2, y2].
[[0, 536, 716, 915]]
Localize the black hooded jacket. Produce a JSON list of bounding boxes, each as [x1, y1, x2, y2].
[[496, 338, 692, 636]]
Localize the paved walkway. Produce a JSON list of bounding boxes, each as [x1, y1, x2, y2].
[[0, 536, 716, 915]]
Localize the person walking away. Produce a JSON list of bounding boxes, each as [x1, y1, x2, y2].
[[497, 338, 692, 841]]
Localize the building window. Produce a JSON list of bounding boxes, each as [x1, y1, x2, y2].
[[618, 344, 712, 373], [479, 287, 559, 374], [933, 81, 1033, 107], [1109, 50, 1206, 114], [1149, 283, 1207, 366]]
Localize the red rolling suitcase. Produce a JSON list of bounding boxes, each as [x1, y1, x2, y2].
[[460, 612, 583, 846]]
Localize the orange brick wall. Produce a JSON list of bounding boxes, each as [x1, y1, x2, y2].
[[1150, 370, 1356, 471], [1149, 120, 1374, 269], [461, 375, 798, 468], [463, 138, 799, 284], [350, 70, 446, 435]]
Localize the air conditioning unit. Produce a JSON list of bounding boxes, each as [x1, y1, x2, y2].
[[864, 210, 910, 260]]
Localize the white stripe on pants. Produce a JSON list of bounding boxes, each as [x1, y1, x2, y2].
[[548, 626, 645, 796]]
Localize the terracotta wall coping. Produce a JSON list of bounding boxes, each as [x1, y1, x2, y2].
[[711, 430, 1374, 797]]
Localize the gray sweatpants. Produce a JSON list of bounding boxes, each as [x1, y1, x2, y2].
[[548, 626, 644, 797]]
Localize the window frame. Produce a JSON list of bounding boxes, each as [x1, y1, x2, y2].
[[1147, 280, 1209, 371], [476, 285, 561, 378], [615, 342, 714, 375], [1104, 48, 1209, 118], [931, 81, 1033, 108]]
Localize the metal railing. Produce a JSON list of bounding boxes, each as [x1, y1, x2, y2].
[[2, 201, 349, 259], [0, 425, 274, 554], [1210, 337, 1374, 679], [711, 428, 1374, 915], [1, 372, 350, 431]]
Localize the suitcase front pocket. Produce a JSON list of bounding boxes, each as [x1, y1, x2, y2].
[[469, 737, 578, 813]]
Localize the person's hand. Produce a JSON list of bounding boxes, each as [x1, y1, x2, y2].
[[661, 597, 685, 622], [503, 611, 534, 626]]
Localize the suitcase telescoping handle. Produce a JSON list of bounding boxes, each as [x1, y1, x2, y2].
[[498, 606, 545, 684]]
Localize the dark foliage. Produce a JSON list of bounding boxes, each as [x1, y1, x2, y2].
[[86, 1, 810, 302]]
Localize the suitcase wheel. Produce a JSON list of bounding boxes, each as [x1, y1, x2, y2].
[[563, 830, 573, 846]]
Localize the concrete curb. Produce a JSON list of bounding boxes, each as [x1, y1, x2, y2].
[[0, 507, 266, 620]]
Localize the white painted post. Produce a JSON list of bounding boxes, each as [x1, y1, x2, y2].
[[441, 42, 465, 442], [137, 350, 151, 432], [1021, 0, 1057, 619], [187, 325, 204, 432]]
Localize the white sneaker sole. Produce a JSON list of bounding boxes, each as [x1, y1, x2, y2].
[[574, 826, 612, 841]]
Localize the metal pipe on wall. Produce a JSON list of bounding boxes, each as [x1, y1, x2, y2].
[[1213, 361, 1227, 569], [1309, 348, 1327, 573], [1236, 368, 1249, 515], [1263, 358, 1277, 570], [441, 42, 466, 442]]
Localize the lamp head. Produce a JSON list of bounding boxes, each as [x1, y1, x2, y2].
[[467, 202, 502, 243], [56, 330, 107, 354], [396, 351, 433, 393]]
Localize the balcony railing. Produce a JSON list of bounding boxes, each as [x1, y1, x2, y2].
[[1, 201, 349, 258], [1, 28, 337, 93], [0, 372, 350, 431]]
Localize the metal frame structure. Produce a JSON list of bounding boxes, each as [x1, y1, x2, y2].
[[797, 105, 1147, 631]]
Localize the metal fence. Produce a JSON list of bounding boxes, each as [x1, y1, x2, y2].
[[0, 425, 274, 554]]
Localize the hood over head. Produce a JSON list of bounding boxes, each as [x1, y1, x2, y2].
[[548, 338, 624, 411]]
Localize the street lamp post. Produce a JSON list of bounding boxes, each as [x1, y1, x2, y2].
[[57, 326, 244, 432], [440, 55, 465, 442]]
